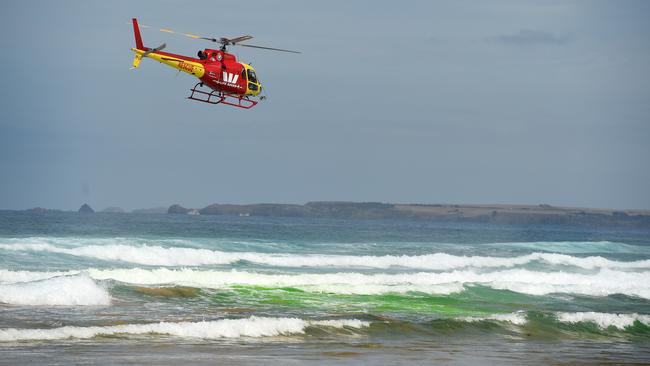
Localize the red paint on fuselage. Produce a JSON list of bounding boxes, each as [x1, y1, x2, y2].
[[146, 48, 248, 96], [198, 49, 248, 95]]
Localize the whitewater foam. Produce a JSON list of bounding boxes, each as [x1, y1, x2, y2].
[[0, 269, 81, 284], [85, 268, 465, 295], [556, 312, 650, 329], [2, 239, 648, 270], [0, 275, 111, 306], [458, 312, 527, 325], [90, 267, 650, 298], [3, 267, 648, 298], [0, 316, 369, 342]]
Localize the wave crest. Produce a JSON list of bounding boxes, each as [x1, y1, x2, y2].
[[0, 275, 111, 306], [458, 311, 527, 325], [1, 240, 648, 270], [0, 316, 369, 342], [556, 312, 650, 329], [4, 267, 649, 298]]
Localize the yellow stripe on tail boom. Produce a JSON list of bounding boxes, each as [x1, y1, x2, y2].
[[130, 48, 205, 78]]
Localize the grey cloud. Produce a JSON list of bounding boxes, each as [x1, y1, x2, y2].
[[487, 29, 571, 46]]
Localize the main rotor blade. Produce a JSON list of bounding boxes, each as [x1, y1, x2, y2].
[[138, 22, 299, 53], [237, 44, 301, 54], [159, 27, 204, 40], [156, 27, 222, 43], [225, 35, 253, 44]]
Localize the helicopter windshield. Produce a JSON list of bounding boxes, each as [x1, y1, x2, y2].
[[247, 69, 258, 83]]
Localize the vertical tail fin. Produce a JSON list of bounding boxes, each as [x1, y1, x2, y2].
[[132, 18, 144, 50]]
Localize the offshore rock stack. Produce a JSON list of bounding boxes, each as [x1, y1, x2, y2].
[[78, 203, 95, 213]]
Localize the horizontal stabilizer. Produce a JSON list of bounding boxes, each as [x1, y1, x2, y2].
[[130, 43, 166, 69]]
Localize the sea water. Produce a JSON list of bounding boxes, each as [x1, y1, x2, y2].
[[0, 211, 649, 364]]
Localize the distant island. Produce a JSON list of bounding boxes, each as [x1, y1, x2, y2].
[[166, 201, 650, 228]]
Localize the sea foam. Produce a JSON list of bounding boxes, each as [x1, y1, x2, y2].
[[556, 312, 650, 329], [454, 311, 650, 329], [458, 311, 527, 325], [0, 275, 111, 306], [0, 316, 369, 342]]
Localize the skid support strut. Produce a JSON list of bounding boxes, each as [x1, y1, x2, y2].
[[187, 83, 258, 109]]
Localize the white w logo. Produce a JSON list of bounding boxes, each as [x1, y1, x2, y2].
[[222, 71, 239, 84]]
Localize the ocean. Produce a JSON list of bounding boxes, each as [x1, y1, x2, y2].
[[0, 211, 649, 365]]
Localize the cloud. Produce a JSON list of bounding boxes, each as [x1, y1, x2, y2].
[[487, 29, 570, 46]]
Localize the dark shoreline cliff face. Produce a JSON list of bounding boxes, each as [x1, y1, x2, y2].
[[167, 202, 650, 228]]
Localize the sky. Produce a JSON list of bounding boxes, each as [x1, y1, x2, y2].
[[0, 0, 649, 211]]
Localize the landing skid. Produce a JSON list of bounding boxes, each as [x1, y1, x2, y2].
[[187, 83, 258, 109]]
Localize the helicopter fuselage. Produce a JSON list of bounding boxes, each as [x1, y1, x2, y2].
[[131, 47, 262, 97]]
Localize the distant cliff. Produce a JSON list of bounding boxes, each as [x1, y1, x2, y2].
[[167, 202, 650, 228]]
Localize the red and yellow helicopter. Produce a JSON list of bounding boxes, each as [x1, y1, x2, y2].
[[130, 18, 299, 109]]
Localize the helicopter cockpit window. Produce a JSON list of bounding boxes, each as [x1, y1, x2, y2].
[[241, 69, 247, 80], [247, 69, 258, 83]]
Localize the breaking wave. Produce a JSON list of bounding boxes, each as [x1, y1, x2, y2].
[[458, 311, 527, 325], [3, 312, 648, 342], [0, 275, 111, 306], [0, 269, 81, 284], [1, 240, 648, 270], [0, 316, 369, 342], [2, 267, 649, 298], [556, 312, 650, 330], [457, 311, 650, 329]]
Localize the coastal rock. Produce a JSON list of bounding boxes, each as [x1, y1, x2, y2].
[[168, 204, 190, 214], [78, 204, 94, 213]]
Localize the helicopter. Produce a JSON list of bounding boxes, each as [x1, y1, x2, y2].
[[129, 18, 299, 109]]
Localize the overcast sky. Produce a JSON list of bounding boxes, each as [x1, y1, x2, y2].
[[0, 0, 649, 211]]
